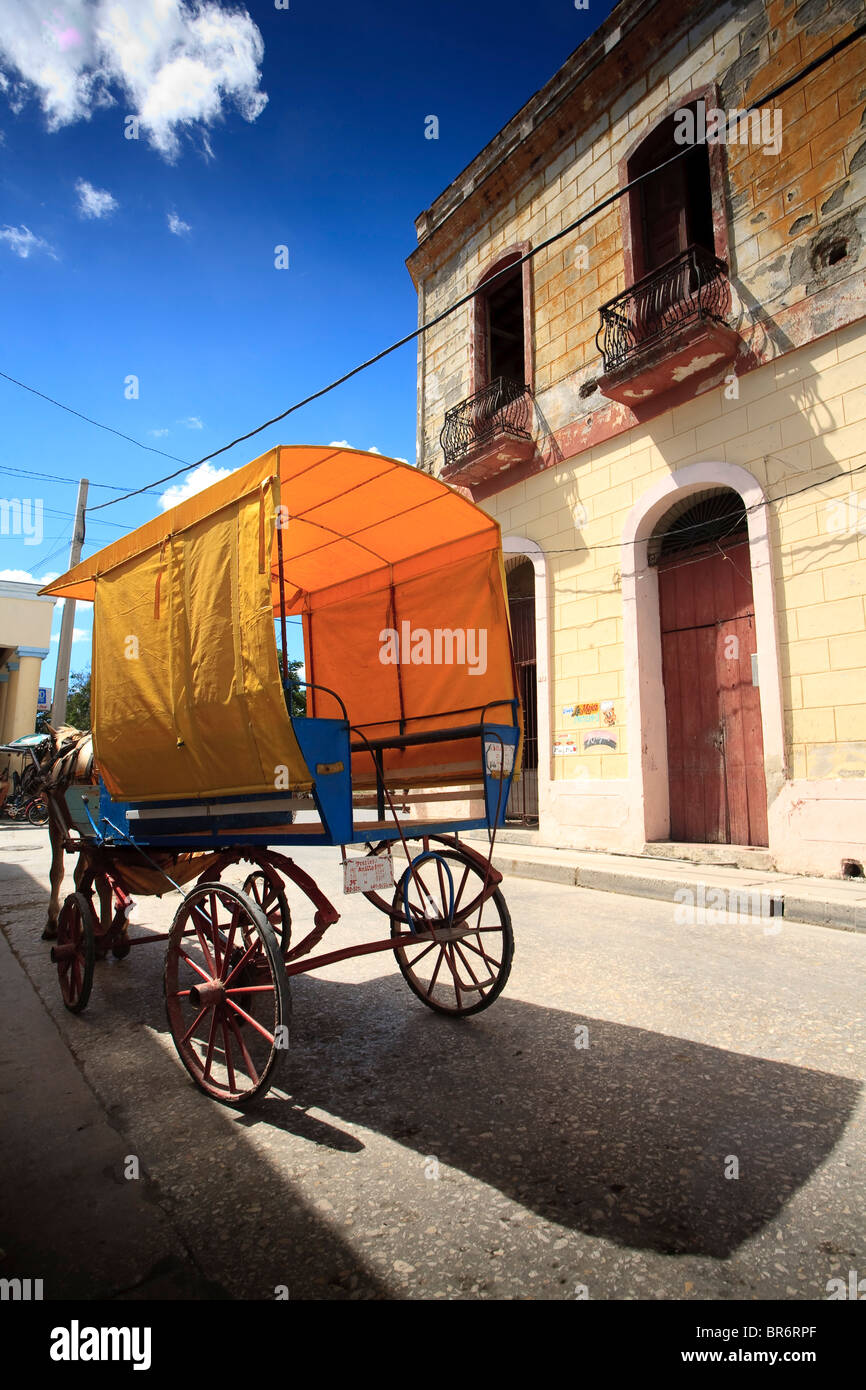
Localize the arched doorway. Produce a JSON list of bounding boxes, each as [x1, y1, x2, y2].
[[652, 488, 768, 846], [505, 556, 538, 824]]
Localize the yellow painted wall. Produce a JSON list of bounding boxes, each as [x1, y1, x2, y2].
[[481, 321, 866, 785], [412, 0, 866, 867], [0, 592, 54, 651]]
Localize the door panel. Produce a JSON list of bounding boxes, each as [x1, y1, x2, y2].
[[659, 544, 768, 847], [506, 593, 538, 824], [664, 623, 726, 842], [640, 163, 687, 273]]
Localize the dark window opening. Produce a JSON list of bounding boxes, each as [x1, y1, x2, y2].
[[484, 263, 525, 385], [629, 105, 715, 279]]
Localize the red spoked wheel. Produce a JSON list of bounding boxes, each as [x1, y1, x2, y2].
[[164, 883, 290, 1106], [52, 891, 96, 1014], [391, 846, 513, 1017], [242, 867, 291, 956]]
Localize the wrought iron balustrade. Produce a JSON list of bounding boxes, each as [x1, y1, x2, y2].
[[596, 244, 731, 374], [440, 376, 533, 468]]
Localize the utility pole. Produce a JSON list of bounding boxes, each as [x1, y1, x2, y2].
[[52, 477, 89, 727]]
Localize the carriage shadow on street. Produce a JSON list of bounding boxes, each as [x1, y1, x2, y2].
[[3, 843, 861, 1289], [248, 971, 860, 1261]]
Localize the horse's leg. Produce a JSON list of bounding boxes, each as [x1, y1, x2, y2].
[[42, 804, 65, 940]]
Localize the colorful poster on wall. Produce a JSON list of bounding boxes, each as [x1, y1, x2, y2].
[[601, 700, 616, 727], [553, 740, 579, 756], [573, 701, 600, 726]]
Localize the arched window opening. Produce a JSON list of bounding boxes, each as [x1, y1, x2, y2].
[[475, 252, 528, 391], [485, 261, 525, 384], [629, 103, 715, 279]]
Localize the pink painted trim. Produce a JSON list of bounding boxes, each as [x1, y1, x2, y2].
[[467, 265, 866, 504]]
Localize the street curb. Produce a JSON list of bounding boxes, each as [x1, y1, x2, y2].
[[491, 853, 865, 933]]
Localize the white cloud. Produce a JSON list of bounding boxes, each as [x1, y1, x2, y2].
[[179, 415, 203, 429], [75, 177, 117, 218], [148, 427, 169, 437], [328, 441, 408, 463], [0, 1, 267, 161], [0, 568, 59, 584], [51, 626, 89, 644], [167, 210, 190, 236], [0, 223, 57, 258], [160, 461, 230, 511]]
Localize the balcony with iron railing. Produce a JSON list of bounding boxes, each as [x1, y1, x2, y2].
[[595, 244, 741, 406], [439, 377, 536, 484]]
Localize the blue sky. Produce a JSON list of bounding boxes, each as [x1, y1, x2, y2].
[[0, 0, 615, 685]]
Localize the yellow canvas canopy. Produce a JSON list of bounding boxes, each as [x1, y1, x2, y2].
[[42, 445, 520, 801]]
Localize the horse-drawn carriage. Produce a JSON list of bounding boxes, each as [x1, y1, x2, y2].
[[39, 445, 522, 1105]]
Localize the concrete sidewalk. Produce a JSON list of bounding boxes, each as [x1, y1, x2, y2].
[[0, 925, 225, 1299], [467, 834, 866, 933]]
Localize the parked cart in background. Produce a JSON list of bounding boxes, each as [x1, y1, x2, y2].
[[1, 734, 51, 822]]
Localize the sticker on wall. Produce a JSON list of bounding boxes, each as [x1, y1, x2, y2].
[[573, 702, 600, 726], [562, 705, 575, 718], [553, 740, 579, 756], [583, 733, 617, 750], [601, 700, 616, 727]]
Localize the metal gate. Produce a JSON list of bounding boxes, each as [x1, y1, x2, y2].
[[506, 593, 538, 823]]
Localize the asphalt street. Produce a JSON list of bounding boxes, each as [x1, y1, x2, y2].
[[1, 822, 863, 1301]]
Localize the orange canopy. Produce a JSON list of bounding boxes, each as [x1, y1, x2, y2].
[[42, 446, 520, 789]]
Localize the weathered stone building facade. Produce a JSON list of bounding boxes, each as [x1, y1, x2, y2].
[[407, 0, 866, 875]]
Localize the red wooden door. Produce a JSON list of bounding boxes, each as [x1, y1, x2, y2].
[[658, 542, 768, 846]]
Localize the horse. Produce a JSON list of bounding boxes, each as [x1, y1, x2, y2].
[[37, 724, 97, 940]]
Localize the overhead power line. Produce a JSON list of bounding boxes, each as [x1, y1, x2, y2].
[[0, 371, 191, 469], [1, 22, 863, 523], [0, 463, 164, 497], [83, 18, 866, 514]]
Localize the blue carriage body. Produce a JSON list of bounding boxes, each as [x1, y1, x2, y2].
[[67, 714, 519, 852]]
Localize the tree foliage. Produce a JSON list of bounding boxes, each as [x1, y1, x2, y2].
[[64, 670, 92, 731], [277, 654, 306, 719]]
